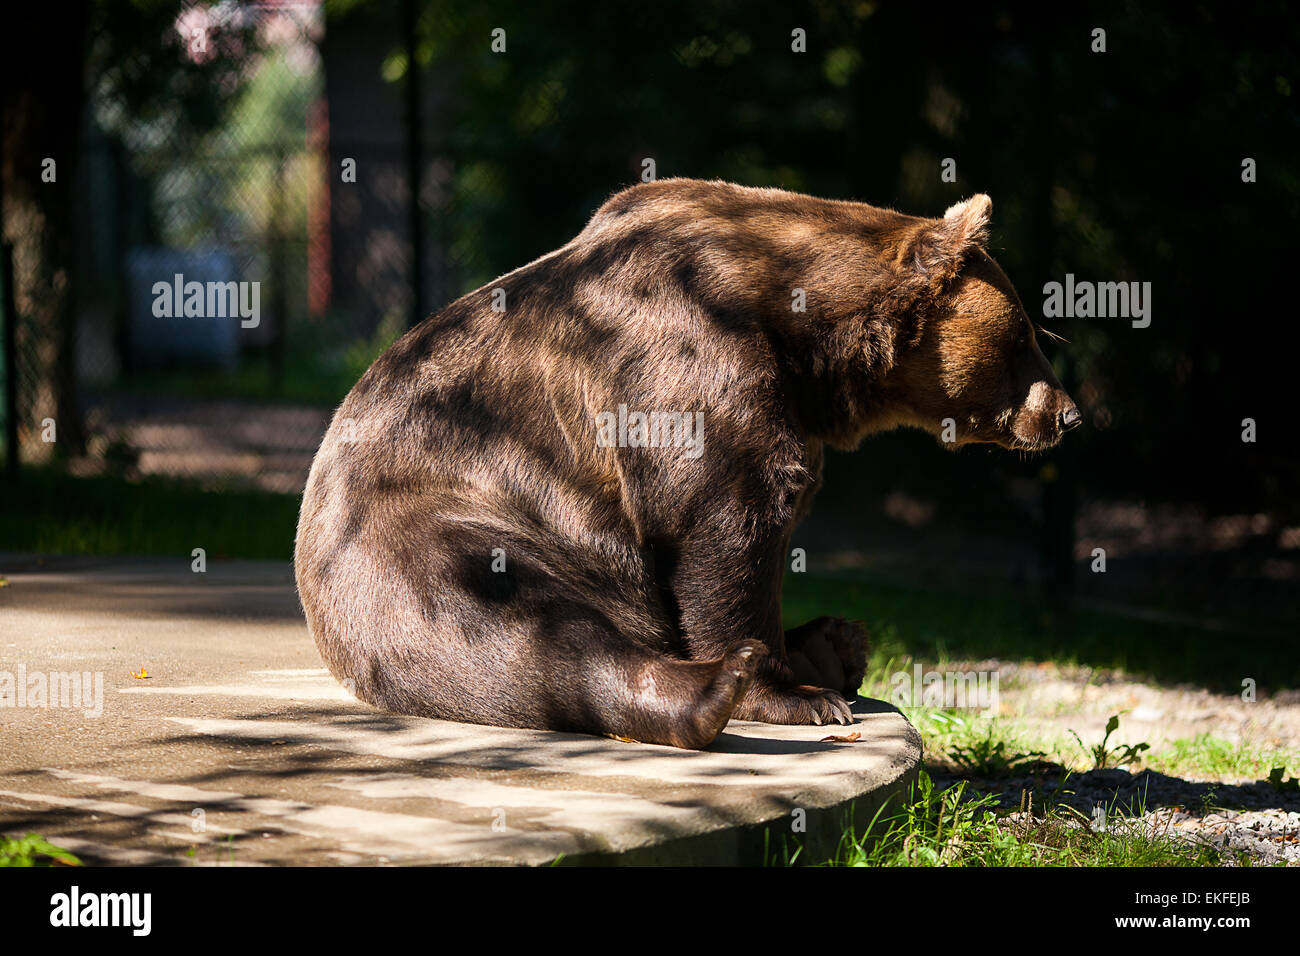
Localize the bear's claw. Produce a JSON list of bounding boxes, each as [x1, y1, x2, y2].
[[732, 682, 855, 726]]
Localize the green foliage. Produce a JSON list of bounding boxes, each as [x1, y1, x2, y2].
[[939, 717, 1048, 776], [0, 833, 81, 867], [2, 468, 300, 560], [1147, 735, 1300, 782], [801, 771, 1218, 867], [841, 773, 1009, 866], [1068, 714, 1151, 771]]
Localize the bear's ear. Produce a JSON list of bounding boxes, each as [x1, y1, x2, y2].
[[941, 194, 992, 248], [907, 194, 992, 279]]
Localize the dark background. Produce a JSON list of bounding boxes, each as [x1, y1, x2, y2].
[[2, 1, 1296, 631]]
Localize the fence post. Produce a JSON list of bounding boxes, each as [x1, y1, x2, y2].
[[2, 241, 17, 479]]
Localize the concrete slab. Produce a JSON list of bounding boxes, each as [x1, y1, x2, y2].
[[0, 554, 921, 865]]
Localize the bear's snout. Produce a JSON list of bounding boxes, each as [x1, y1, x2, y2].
[[1009, 379, 1079, 450]]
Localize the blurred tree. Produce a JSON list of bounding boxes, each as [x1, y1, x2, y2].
[[2, 2, 91, 458], [2, 0, 266, 462]]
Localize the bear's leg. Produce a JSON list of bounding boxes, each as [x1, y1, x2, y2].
[[522, 627, 768, 749], [662, 528, 856, 726], [298, 488, 777, 749], [784, 617, 870, 698], [303, 530, 769, 749]]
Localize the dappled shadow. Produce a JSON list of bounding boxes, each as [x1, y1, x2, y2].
[[0, 697, 918, 865]]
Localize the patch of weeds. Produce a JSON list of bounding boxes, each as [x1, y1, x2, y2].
[[950, 726, 1048, 776], [1068, 713, 1150, 770], [1199, 785, 1222, 816], [827, 772, 1013, 866], [1013, 786, 1221, 867], [921, 712, 1048, 776], [762, 825, 804, 866], [798, 771, 1220, 867], [0, 833, 82, 867]]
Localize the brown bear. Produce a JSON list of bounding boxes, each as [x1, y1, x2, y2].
[[294, 178, 1078, 750]]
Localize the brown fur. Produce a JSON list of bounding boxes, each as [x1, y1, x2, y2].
[[294, 179, 1077, 749]]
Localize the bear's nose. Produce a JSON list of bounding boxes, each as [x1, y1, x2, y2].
[[1059, 405, 1082, 431]]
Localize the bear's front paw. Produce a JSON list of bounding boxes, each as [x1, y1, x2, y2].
[[785, 616, 869, 697], [733, 683, 854, 727]]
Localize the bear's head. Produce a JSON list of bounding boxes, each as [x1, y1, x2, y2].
[[886, 195, 1080, 452]]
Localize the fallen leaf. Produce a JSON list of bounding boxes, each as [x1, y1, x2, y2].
[[820, 731, 861, 743], [132, 668, 150, 679]]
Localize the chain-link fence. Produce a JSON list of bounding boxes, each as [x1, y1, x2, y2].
[[8, 1, 437, 493]]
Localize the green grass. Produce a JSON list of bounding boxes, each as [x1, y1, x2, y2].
[[0, 833, 82, 867], [777, 771, 1230, 867], [782, 571, 1298, 694], [1145, 734, 1300, 783], [920, 712, 1050, 775], [1, 469, 300, 560]]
